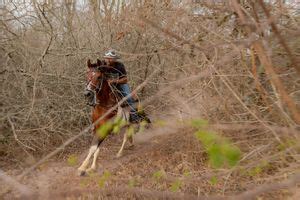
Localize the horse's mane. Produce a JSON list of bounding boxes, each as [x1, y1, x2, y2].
[[88, 59, 113, 74]]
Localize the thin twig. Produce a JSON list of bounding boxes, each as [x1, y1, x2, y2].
[[7, 117, 35, 151]]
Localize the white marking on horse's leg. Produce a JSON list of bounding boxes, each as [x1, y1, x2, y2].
[[87, 146, 100, 172], [78, 145, 97, 172], [116, 133, 127, 158]]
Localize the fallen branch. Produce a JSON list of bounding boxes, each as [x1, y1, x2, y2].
[[233, 173, 300, 200]]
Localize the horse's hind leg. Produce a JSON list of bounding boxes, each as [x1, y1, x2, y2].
[[116, 133, 128, 158], [128, 135, 134, 149]]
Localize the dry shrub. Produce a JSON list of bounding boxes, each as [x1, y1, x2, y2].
[[0, 0, 299, 182]]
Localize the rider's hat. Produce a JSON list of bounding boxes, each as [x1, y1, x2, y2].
[[103, 49, 120, 59]]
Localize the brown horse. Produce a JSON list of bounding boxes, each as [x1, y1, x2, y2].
[[77, 59, 133, 176]]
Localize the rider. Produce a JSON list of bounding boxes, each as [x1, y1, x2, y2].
[[102, 49, 140, 122]]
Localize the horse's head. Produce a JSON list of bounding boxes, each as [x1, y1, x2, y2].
[[85, 59, 106, 106]]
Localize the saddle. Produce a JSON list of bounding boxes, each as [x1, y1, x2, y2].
[[104, 72, 151, 124]]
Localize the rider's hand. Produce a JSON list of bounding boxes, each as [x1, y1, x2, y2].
[[108, 79, 117, 84]]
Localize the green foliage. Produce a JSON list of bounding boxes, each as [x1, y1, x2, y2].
[[112, 125, 121, 134], [247, 161, 271, 177], [96, 117, 128, 138], [128, 179, 136, 188], [138, 120, 148, 133], [96, 121, 113, 139], [98, 170, 111, 188], [126, 125, 135, 137], [67, 154, 78, 166], [113, 116, 127, 134], [183, 169, 191, 177], [190, 119, 209, 129], [170, 180, 182, 192], [248, 166, 263, 177], [223, 144, 241, 167], [137, 105, 145, 114], [209, 176, 218, 185], [152, 170, 165, 181], [277, 139, 297, 151], [195, 130, 218, 149], [79, 179, 89, 187], [193, 120, 242, 169], [153, 119, 167, 127], [207, 144, 225, 168]]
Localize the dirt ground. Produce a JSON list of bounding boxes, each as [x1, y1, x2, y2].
[[1, 122, 299, 200]]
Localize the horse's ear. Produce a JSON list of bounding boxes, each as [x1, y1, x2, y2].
[[97, 59, 102, 66], [87, 59, 92, 68]]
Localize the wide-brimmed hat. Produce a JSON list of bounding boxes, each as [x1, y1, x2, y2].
[[103, 50, 120, 59]]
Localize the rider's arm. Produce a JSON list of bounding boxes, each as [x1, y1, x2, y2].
[[107, 62, 128, 84], [115, 76, 128, 84], [108, 76, 127, 84]]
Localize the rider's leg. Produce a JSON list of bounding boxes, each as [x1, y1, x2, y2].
[[116, 84, 139, 121]]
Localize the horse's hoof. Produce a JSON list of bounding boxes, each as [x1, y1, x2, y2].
[[78, 170, 87, 176], [127, 144, 135, 150], [116, 153, 122, 158]]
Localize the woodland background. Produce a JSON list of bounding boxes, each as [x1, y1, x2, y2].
[[0, 0, 299, 199]]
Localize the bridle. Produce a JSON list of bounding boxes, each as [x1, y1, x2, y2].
[[87, 73, 104, 92], [86, 69, 105, 106], [85, 66, 121, 107]]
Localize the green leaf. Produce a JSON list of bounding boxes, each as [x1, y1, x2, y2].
[[112, 126, 120, 134], [126, 125, 135, 137], [96, 122, 113, 139], [103, 170, 111, 179], [183, 169, 191, 177], [190, 119, 208, 129], [170, 180, 182, 192], [113, 116, 122, 124], [193, 120, 242, 169], [223, 144, 241, 167], [98, 170, 111, 188], [209, 176, 218, 185], [138, 120, 148, 133], [248, 166, 262, 177], [154, 119, 166, 127], [67, 154, 78, 166], [208, 145, 224, 168], [79, 179, 89, 187], [195, 130, 218, 149], [152, 170, 165, 181], [119, 119, 127, 127], [128, 179, 136, 188]]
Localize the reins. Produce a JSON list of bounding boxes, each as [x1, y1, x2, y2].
[[87, 66, 130, 109]]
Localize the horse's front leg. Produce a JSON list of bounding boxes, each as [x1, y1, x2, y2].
[[78, 136, 102, 176], [86, 139, 103, 173], [78, 145, 97, 176]]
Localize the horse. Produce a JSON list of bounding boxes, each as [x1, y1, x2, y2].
[[77, 59, 135, 176]]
